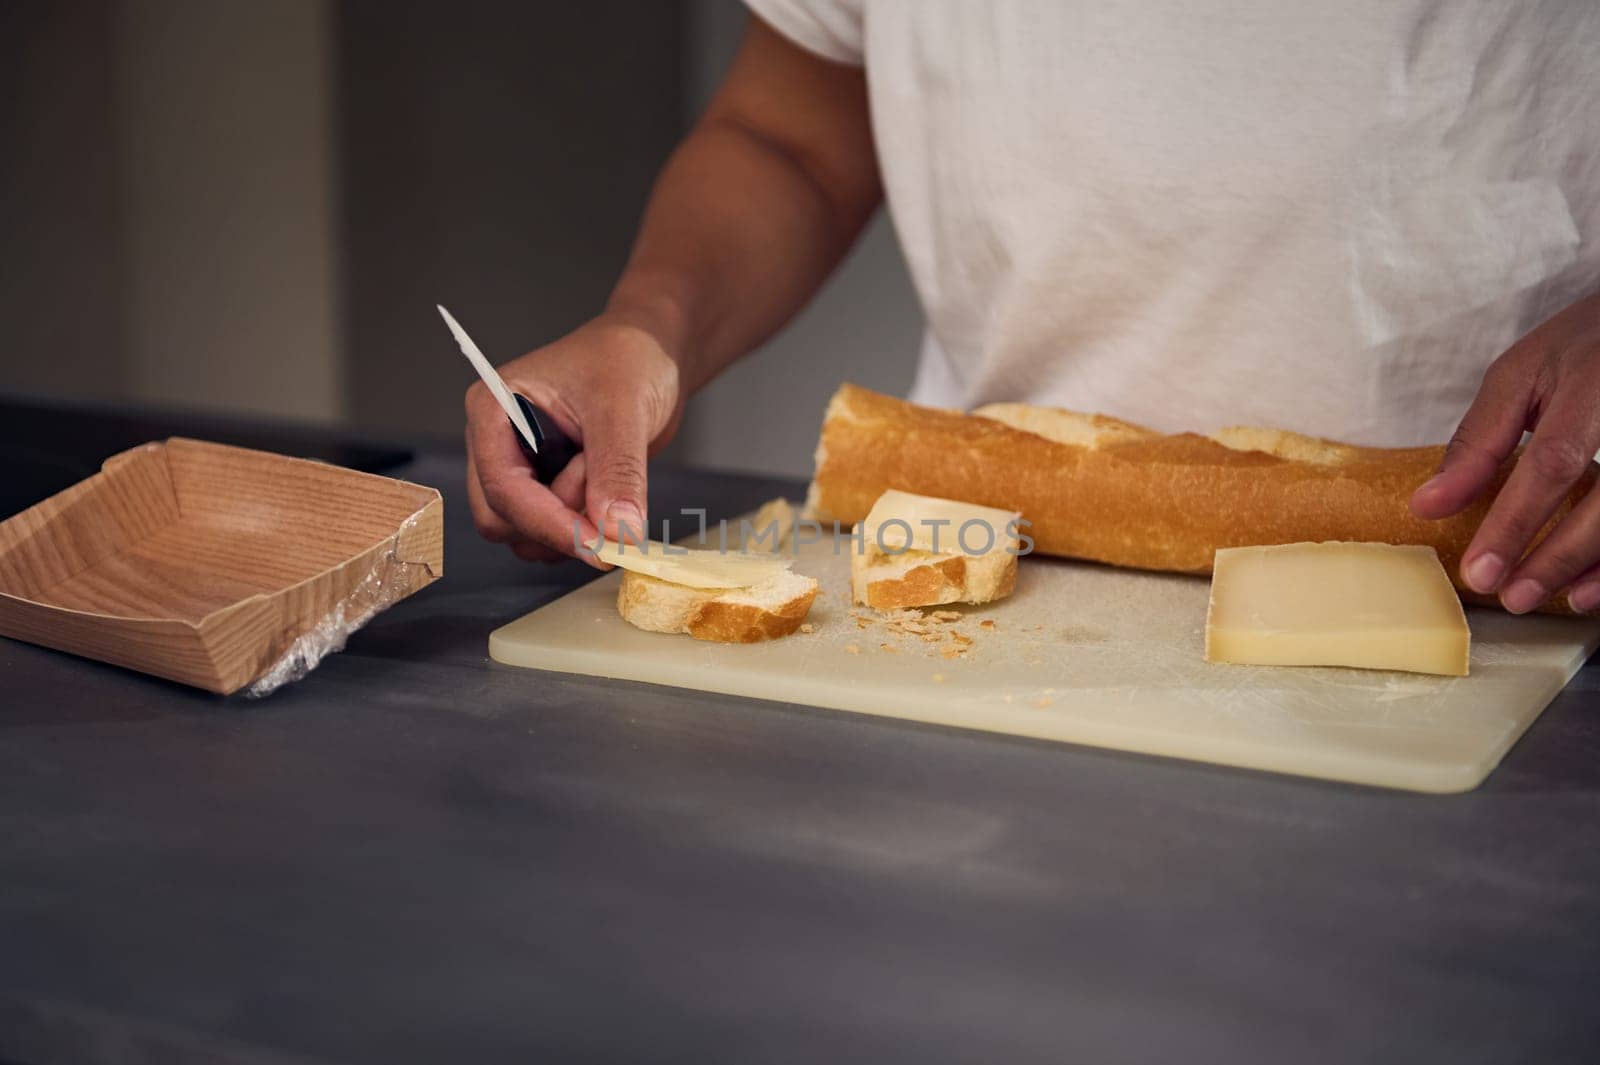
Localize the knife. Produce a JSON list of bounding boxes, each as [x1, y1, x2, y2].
[[438, 304, 579, 485]]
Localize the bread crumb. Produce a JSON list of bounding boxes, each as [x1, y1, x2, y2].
[[799, 623, 815, 634], [940, 646, 965, 660], [897, 621, 931, 635], [931, 672, 946, 683], [855, 618, 871, 629], [931, 610, 961, 622], [920, 633, 944, 643], [949, 631, 972, 646], [879, 642, 898, 653], [1035, 696, 1053, 708], [844, 644, 861, 655], [979, 619, 996, 631]]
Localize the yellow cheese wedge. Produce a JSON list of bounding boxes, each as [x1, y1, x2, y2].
[[1205, 541, 1470, 676], [593, 538, 793, 590]]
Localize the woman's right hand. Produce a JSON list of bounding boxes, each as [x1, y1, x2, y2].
[[464, 315, 683, 564]]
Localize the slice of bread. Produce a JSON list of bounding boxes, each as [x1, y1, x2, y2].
[[850, 489, 1023, 610], [618, 568, 819, 643], [852, 549, 1017, 610], [743, 497, 799, 552]]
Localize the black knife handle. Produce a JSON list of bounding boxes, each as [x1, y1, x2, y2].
[[512, 393, 581, 486]]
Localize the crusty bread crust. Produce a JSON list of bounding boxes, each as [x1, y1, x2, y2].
[[807, 384, 1593, 615], [852, 548, 1021, 610], [617, 571, 818, 642], [688, 595, 814, 642], [862, 555, 966, 610]]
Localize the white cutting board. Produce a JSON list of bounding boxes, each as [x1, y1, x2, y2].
[[490, 523, 1600, 793]]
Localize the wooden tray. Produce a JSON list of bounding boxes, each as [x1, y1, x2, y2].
[[0, 438, 443, 694]]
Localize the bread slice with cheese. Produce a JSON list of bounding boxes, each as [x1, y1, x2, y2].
[[596, 536, 818, 643], [618, 568, 818, 642], [851, 489, 1022, 610]]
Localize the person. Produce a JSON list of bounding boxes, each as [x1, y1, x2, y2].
[[464, 2, 1600, 616]]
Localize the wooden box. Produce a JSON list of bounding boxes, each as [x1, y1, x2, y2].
[[0, 439, 443, 694]]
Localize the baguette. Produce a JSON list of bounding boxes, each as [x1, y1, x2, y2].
[[805, 383, 1594, 614]]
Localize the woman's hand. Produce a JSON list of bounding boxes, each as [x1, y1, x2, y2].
[[464, 316, 682, 564], [1410, 290, 1600, 612]]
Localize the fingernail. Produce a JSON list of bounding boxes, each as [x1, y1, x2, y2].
[[1464, 552, 1506, 593], [1416, 474, 1445, 495], [1500, 578, 1546, 615], [573, 524, 608, 569], [605, 502, 645, 544], [1570, 583, 1600, 613]]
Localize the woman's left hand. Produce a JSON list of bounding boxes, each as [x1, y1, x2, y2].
[[1410, 289, 1600, 613]]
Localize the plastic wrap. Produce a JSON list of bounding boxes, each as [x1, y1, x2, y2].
[[245, 511, 438, 697]]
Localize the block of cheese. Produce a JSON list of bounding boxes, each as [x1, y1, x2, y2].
[[852, 489, 1023, 610], [1205, 541, 1471, 676]]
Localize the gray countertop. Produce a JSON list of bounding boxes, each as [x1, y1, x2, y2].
[[3, 449, 1600, 1065]]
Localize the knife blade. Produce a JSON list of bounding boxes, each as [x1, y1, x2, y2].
[[438, 304, 579, 484]]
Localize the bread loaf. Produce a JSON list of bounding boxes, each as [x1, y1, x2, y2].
[[805, 383, 1593, 614]]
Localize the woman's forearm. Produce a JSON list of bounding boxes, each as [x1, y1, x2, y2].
[[604, 19, 882, 393]]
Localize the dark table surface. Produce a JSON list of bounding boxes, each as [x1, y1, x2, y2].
[[4, 439, 1600, 1065]]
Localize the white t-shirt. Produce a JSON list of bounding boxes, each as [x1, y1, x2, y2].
[[744, 0, 1599, 445]]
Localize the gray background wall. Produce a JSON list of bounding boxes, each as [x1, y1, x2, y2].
[[3, 0, 129, 406], [115, 0, 343, 421], [0, 0, 922, 478]]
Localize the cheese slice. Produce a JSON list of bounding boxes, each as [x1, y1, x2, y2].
[[859, 489, 1022, 556], [1205, 541, 1470, 676], [593, 538, 793, 590]]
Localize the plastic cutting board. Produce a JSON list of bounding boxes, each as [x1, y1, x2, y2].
[[489, 520, 1600, 793]]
